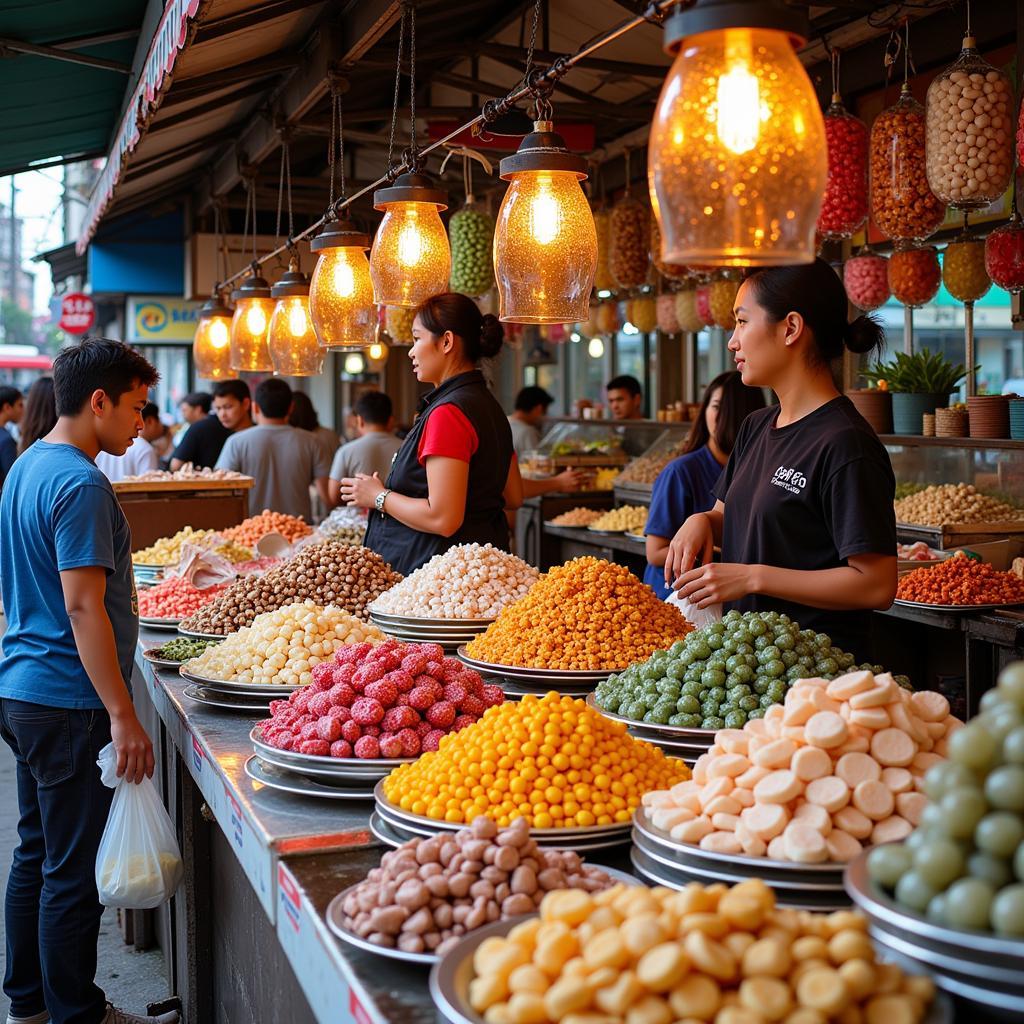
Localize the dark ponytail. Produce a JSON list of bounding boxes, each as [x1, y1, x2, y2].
[[743, 258, 885, 364], [415, 292, 505, 363]]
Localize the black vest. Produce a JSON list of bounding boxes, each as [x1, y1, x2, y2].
[[364, 370, 513, 577]]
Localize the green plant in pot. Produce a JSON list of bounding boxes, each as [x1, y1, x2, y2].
[[863, 349, 972, 435]]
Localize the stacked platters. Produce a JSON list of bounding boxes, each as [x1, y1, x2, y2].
[[631, 806, 848, 910], [373, 781, 632, 851], [180, 668, 296, 710], [138, 615, 180, 632], [369, 610, 493, 651], [586, 693, 714, 763], [458, 647, 609, 696], [133, 564, 164, 586]]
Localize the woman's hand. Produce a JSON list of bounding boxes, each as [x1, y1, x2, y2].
[[552, 468, 584, 492], [340, 472, 385, 509], [673, 562, 753, 609], [664, 512, 715, 585]]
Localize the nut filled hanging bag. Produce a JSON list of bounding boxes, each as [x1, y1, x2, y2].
[[94, 742, 183, 909]]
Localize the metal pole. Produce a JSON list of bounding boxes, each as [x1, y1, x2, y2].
[[903, 304, 913, 355], [964, 301, 976, 397], [5, 176, 15, 340]]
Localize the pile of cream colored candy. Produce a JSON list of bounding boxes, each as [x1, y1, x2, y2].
[[642, 670, 962, 863], [369, 543, 539, 619]]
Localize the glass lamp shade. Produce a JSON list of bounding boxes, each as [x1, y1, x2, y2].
[[649, 5, 826, 267], [229, 273, 274, 372], [495, 122, 597, 324], [193, 295, 234, 380], [309, 219, 376, 349], [370, 172, 450, 308], [267, 263, 323, 377]]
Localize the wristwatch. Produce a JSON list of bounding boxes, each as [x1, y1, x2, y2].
[[374, 488, 391, 514]]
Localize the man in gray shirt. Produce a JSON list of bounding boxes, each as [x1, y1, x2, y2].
[[216, 378, 331, 520], [328, 391, 402, 506], [507, 385, 554, 458]]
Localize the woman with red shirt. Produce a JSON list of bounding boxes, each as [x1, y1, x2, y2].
[[340, 292, 522, 576]]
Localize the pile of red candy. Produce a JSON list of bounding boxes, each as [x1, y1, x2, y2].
[[257, 639, 504, 759], [137, 576, 228, 620]]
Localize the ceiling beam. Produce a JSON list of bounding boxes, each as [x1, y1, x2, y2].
[[147, 79, 273, 135], [0, 35, 130, 73], [192, 0, 324, 44], [46, 28, 140, 50], [160, 54, 302, 107], [476, 41, 667, 78]]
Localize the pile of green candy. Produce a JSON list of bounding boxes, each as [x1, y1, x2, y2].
[[594, 609, 898, 731], [156, 637, 218, 663]]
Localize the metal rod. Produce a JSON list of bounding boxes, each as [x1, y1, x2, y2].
[[964, 300, 976, 398], [903, 305, 913, 355], [213, 0, 684, 292], [0, 35, 131, 73]]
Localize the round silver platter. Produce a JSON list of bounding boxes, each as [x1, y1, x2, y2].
[[845, 852, 1024, 1012], [182, 684, 270, 713], [179, 668, 299, 696], [177, 626, 228, 642], [244, 755, 376, 800], [142, 648, 186, 669], [893, 598, 1024, 613], [326, 866, 640, 966], [368, 608, 496, 628], [585, 692, 719, 741], [250, 725, 411, 782], [428, 916, 955, 1024], [138, 615, 181, 631]]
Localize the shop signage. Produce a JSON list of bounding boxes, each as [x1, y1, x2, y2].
[[58, 293, 95, 334], [126, 296, 201, 343]]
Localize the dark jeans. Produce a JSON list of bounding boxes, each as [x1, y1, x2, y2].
[[0, 698, 113, 1024]]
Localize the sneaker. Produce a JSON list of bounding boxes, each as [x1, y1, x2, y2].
[[6, 1012, 49, 1024], [101, 1006, 179, 1024]]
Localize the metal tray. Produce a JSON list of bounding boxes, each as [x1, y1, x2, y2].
[[368, 609, 495, 628], [177, 626, 229, 641], [250, 725, 411, 775], [456, 647, 615, 684], [585, 693, 719, 741], [244, 755, 376, 800], [893, 598, 1024, 612], [182, 684, 272, 713], [142, 647, 187, 669], [179, 668, 299, 696], [138, 616, 181, 631]]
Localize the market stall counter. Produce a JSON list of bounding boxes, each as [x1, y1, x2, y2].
[[131, 626, 432, 1024]]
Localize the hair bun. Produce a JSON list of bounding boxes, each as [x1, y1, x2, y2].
[[843, 314, 885, 355], [478, 313, 505, 359]]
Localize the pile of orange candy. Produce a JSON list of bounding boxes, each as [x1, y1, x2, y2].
[[896, 551, 1024, 606], [221, 510, 312, 546]]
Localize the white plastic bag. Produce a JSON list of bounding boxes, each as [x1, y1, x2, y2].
[[95, 742, 183, 909], [665, 588, 723, 631]]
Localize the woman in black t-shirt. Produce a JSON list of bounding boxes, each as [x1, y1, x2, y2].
[[664, 259, 897, 658]]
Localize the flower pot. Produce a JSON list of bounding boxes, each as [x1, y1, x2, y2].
[[967, 395, 1010, 439], [846, 389, 892, 434], [891, 393, 944, 435], [935, 407, 968, 437], [1010, 399, 1024, 440]]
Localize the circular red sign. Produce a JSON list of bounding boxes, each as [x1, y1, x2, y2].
[[59, 292, 96, 334]]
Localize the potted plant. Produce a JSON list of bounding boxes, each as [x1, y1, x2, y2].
[[845, 381, 892, 434], [863, 349, 971, 435]]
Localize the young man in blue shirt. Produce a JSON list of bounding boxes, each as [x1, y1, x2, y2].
[[0, 339, 178, 1024], [0, 384, 24, 489]]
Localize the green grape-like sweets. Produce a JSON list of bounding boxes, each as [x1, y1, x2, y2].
[[867, 659, 1024, 938], [448, 203, 494, 297], [593, 609, 894, 730]]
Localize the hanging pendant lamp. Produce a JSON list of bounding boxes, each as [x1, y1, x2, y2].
[[193, 293, 234, 380], [267, 258, 324, 377], [309, 219, 376, 348], [370, 171, 450, 308], [494, 118, 597, 324], [648, 0, 826, 266], [229, 271, 275, 372]]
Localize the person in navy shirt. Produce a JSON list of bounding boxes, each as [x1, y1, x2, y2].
[[0, 339, 179, 1024], [644, 371, 765, 599], [0, 384, 24, 488]]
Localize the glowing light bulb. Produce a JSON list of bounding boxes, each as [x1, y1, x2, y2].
[[331, 260, 356, 298], [588, 336, 605, 358], [366, 342, 387, 362], [209, 319, 229, 349], [288, 301, 308, 337], [528, 177, 561, 244], [397, 218, 424, 266], [245, 302, 267, 335], [344, 353, 365, 374], [716, 62, 760, 154]]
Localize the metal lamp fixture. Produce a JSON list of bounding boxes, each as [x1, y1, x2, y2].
[[494, 118, 597, 324], [309, 219, 376, 348], [193, 293, 234, 380], [370, 171, 450, 308], [648, 0, 827, 266], [268, 257, 324, 377], [229, 271, 275, 372]]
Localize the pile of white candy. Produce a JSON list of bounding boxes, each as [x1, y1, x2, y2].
[[369, 543, 539, 619], [182, 600, 383, 686]]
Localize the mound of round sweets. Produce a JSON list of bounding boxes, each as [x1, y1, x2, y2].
[[588, 505, 648, 533], [894, 483, 1024, 526], [897, 550, 1024, 606], [596, 610, 899, 730], [220, 509, 312, 546], [256, 638, 502, 758], [182, 601, 383, 687], [138, 576, 229, 620], [179, 540, 401, 635], [132, 527, 252, 566], [548, 507, 604, 528], [370, 543, 538, 619], [337, 816, 617, 956], [868, 661, 1024, 937], [464, 557, 691, 671], [382, 691, 690, 829], [467, 878, 936, 1024], [642, 670, 961, 863]]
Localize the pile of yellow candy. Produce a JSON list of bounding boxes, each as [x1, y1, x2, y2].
[[132, 527, 253, 566], [382, 692, 689, 829], [468, 879, 936, 1024], [589, 505, 649, 533]]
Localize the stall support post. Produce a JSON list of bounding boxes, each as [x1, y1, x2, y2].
[[683, 331, 697, 403], [965, 301, 976, 397], [903, 305, 914, 355]]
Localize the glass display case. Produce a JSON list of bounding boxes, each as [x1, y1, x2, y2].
[[883, 437, 1024, 505], [537, 417, 682, 461], [614, 428, 694, 490]]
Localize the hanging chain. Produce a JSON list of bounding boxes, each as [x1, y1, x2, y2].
[[831, 48, 840, 97], [523, 0, 542, 92], [408, 0, 417, 158], [966, 0, 972, 38], [623, 147, 632, 196], [213, 199, 229, 291], [387, 3, 408, 171]]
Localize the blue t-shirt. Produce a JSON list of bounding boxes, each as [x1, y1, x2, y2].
[[0, 426, 16, 489], [0, 441, 138, 709], [643, 445, 723, 600]]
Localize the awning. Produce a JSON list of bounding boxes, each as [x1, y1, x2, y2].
[[0, 0, 153, 176], [0, 355, 54, 370]]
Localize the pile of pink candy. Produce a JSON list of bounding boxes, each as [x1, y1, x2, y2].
[[256, 639, 504, 759]]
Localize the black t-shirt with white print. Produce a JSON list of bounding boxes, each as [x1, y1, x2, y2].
[[712, 396, 896, 659]]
